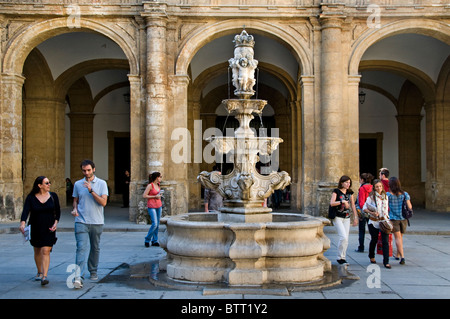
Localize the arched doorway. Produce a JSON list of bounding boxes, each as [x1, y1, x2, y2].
[[1, 18, 139, 218], [352, 22, 450, 209], [25, 32, 131, 206], [178, 28, 303, 210]]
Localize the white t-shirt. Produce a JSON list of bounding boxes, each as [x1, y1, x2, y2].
[[72, 176, 108, 225]]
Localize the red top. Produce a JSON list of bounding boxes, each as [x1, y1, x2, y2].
[[147, 183, 162, 209], [358, 183, 373, 208], [381, 179, 389, 192]]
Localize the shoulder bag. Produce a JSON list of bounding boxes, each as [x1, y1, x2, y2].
[[401, 196, 413, 225]]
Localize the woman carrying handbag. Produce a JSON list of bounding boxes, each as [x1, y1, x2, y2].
[[19, 176, 61, 285], [363, 179, 392, 269], [329, 175, 358, 265]]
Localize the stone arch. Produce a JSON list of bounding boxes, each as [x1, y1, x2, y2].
[[192, 61, 297, 104], [2, 17, 138, 208], [182, 23, 305, 210], [22, 48, 54, 98], [55, 58, 130, 101], [93, 81, 129, 108], [175, 19, 312, 77], [352, 20, 449, 207], [436, 56, 450, 103], [2, 17, 138, 76], [359, 60, 436, 104], [359, 83, 398, 107], [349, 18, 450, 76], [21, 47, 67, 199]]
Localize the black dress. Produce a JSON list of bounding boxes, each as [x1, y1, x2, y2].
[[21, 192, 61, 247]]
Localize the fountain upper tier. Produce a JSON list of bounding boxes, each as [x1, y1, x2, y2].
[[197, 30, 291, 223], [206, 99, 283, 152]]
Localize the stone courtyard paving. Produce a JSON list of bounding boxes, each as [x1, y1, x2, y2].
[[0, 230, 449, 300]]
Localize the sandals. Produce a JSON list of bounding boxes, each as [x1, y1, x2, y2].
[[41, 276, 49, 286], [370, 258, 376, 264], [36, 273, 49, 285]]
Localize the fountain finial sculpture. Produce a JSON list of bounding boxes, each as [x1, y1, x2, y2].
[[198, 29, 291, 223], [229, 29, 258, 98]]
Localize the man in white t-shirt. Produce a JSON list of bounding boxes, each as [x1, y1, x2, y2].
[[71, 159, 108, 288]]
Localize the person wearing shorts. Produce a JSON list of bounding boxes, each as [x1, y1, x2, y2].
[[387, 177, 412, 265]]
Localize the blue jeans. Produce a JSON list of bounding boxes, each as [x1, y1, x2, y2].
[[357, 217, 369, 251], [145, 207, 162, 244], [74, 222, 103, 279]]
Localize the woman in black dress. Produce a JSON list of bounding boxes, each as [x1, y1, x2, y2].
[[19, 176, 61, 285]]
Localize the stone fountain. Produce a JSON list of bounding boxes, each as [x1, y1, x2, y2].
[[160, 30, 332, 287]]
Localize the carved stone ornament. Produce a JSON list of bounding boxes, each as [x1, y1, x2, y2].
[[228, 29, 259, 98]]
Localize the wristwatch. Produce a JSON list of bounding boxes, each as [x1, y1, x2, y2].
[[89, 189, 93, 193]]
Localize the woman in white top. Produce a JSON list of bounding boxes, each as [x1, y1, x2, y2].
[[363, 179, 391, 269]]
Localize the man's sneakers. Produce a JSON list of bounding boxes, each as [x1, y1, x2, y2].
[[90, 273, 99, 281], [73, 273, 97, 289], [73, 277, 83, 289]]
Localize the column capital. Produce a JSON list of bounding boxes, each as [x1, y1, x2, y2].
[[172, 74, 191, 85], [319, 17, 345, 29], [128, 74, 141, 83], [299, 74, 314, 86], [348, 74, 362, 85], [142, 2, 168, 26], [1, 72, 26, 85], [319, 3, 346, 29]]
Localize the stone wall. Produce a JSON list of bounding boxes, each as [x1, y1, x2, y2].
[[0, 1, 449, 221]]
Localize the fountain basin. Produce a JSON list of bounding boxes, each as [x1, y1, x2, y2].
[[160, 212, 331, 286]]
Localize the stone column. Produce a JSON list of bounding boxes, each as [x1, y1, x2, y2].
[[300, 75, 315, 214], [143, 6, 168, 177], [320, 17, 345, 181], [128, 74, 143, 220], [317, 14, 346, 216], [347, 74, 361, 184], [398, 114, 423, 205], [0, 73, 25, 220], [188, 96, 201, 209], [424, 100, 450, 211], [23, 98, 66, 202], [169, 74, 190, 215], [68, 112, 94, 179], [200, 114, 217, 172]]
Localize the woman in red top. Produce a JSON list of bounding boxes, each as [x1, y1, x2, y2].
[[143, 172, 163, 247], [355, 173, 373, 253]]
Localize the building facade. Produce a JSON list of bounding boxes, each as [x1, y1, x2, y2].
[[0, 0, 449, 221]]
